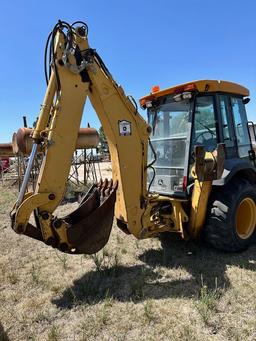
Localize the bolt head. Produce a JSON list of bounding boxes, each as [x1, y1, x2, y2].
[[48, 193, 55, 200], [77, 26, 86, 36], [41, 212, 49, 220], [53, 219, 62, 229], [147, 126, 152, 134]]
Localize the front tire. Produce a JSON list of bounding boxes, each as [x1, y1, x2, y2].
[[204, 178, 256, 252]]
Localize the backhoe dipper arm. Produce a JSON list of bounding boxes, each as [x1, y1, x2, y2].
[[86, 53, 151, 236], [11, 21, 152, 253], [80, 30, 152, 237]]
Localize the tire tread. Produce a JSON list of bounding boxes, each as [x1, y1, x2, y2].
[[204, 178, 256, 252]]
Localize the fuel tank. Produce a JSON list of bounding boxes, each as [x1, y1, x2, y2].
[[12, 127, 99, 155], [0, 143, 14, 157]]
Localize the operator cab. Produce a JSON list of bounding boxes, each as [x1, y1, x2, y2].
[[140, 80, 253, 197]]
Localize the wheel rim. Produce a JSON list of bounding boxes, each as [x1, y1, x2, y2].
[[236, 197, 256, 239]]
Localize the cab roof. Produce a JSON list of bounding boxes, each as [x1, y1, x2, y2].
[[139, 80, 249, 106]]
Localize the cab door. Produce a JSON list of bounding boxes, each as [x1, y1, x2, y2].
[[217, 94, 251, 161], [230, 96, 252, 160], [218, 94, 237, 159]]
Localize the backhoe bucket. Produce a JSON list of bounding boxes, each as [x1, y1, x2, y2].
[[64, 179, 117, 254], [14, 179, 117, 254]]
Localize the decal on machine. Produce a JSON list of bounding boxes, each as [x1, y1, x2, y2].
[[118, 120, 132, 136]]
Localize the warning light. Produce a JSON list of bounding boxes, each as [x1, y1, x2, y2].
[[151, 85, 160, 93]]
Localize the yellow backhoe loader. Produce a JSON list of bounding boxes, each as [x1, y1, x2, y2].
[[10, 20, 256, 254]]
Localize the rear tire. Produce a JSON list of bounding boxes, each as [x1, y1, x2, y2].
[[204, 178, 256, 252]]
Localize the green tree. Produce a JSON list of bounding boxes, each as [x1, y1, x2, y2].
[[99, 126, 109, 154]]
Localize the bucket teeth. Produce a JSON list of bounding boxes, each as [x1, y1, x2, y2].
[[104, 179, 113, 197]]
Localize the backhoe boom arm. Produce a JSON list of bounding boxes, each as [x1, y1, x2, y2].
[[11, 21, 157, 253]]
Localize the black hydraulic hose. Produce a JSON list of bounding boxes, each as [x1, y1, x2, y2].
[[147, 139, 157, 192], [147, 139, 157, 169], [44, 20, 75, 89], [94, 51, 112, 78], [147, 166, 156, 192], [50, 25, 61, 91], [44, 31, 52, 85], [71, 21, 88, 36], [127, 95, 138, 115]]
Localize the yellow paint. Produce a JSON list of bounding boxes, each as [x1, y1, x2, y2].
[[140, 79, 249, 105], [39, 215, 55, 242], [14, 193, 50, 232], [189, 180, 212, 239], [32, 71, 57, 141], [236, 197, 256, 239]]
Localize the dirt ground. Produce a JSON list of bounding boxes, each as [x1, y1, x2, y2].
[[1, 186, 256, 340]]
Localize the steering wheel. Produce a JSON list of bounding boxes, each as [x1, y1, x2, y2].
[[194, 130, 215, 145]]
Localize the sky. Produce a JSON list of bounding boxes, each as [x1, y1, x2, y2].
[[0, 0, 256, 142]]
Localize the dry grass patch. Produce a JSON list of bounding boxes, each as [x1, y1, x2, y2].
[[0, 186, 256, 340]]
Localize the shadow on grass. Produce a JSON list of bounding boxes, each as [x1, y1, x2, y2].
[[141, 234, 256, 289], [0, 322, 9, 341], [52, 235, 256, 309]]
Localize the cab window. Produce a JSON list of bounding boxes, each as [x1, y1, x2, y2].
[[192, 96, 217, 152], [231, 97, 250, 157], [219, 95, 234, 147]]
